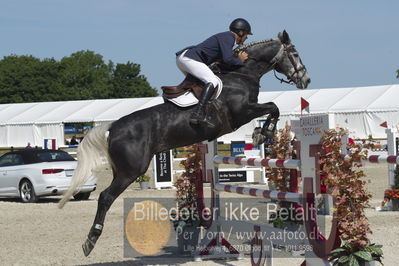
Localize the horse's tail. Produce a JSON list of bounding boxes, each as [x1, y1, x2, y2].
[[58, 124, 112, 209]]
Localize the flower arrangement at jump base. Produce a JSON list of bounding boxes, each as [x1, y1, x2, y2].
[[135, 174, 151, 183], [384, 188, 399, 199], [172, 144, 202, 254], [266, 125, 295, 192], [266, 125, 302, 229], [267, 126, 383, 265], [382, 164, 399, 210], [172, 144, 201, 233], [320, 128, 383, 265], [383, 187, 399, 211], [134, 174, 151, 189]]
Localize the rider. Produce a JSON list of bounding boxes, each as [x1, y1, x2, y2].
[[176, 18, 252, 128]]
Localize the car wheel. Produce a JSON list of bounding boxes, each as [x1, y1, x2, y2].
[[73, 192, 91, 201], [20, 180, 38, 203]]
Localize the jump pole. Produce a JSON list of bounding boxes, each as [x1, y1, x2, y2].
[[386, 127, 397, 188], [342, 128, 397, 188]]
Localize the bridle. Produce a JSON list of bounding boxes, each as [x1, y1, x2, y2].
[[272, 43, 307, 85], [220, 40, 307, 86]]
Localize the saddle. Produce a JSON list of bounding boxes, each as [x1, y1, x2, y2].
[[161, 63, 223, 99], [161, 74, 204, 99]]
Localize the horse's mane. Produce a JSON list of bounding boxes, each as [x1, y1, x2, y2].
[[234, 39, 275, 54]]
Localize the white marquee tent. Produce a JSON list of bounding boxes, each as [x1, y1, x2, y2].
[[1, 84, 398, 147], [226, 84, 399, 143]]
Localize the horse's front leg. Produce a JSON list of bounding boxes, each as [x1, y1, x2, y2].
[[246, 102, 280, 145], [246, 102, 279, 119]]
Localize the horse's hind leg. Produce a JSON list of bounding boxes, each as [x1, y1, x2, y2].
[[82, 138, 153, 257], [82, 169, 135, 256]]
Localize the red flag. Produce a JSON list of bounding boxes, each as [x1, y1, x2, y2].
[[301, 97, 310, 114], [380, 121, 388, 128]]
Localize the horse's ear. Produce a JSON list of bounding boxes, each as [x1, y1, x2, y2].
[[278, 30, 291, 44]]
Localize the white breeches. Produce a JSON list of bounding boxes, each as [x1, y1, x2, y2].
[[176, 50, 219, 87]]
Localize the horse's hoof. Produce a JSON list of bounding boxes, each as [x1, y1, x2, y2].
[[252, 134, 266, 146], [82, 238, 95, 257]]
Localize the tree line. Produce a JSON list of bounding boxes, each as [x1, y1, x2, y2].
[[0, 50, 158, 104]]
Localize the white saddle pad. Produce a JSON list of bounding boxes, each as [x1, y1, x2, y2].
[[166, 76, 223, 107]]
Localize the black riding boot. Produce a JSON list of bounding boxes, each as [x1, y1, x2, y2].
[[189, 82, 216, 128]]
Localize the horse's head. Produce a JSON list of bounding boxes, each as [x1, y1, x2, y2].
[[234, 31, 310, 89], [274, 30, 310, 89]]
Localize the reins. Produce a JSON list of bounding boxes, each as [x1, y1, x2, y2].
[[273, 70, 294, 84], [210, 61, 260, 86], [234, 40, 307, 85], [228, 71, 260, 85]]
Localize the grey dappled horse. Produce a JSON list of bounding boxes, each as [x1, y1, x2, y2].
[[59, 30, 310, 256]]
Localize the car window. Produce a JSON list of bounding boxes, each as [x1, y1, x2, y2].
[[35, 151, 75, 162], [0, 154, 24, 166]]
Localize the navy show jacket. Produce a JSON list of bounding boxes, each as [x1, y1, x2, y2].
[[176, 31, 243, 66]]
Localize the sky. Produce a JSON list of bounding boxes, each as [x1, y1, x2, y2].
[[1, 0, 398, 94]]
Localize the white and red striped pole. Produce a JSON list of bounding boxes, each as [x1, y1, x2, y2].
[[214, 183, 303, 203], [342, 154, 399, 164], [213, 156, 301, 169]]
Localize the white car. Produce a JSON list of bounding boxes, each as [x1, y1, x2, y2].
[[0, 149, 96, 203]]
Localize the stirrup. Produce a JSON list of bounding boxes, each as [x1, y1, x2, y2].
[[190, 114, 215, 128], [190, 116, 200, 125], [199, 117, 216, 128]]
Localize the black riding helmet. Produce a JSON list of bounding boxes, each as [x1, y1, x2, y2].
[[229, 18, 253, 35]]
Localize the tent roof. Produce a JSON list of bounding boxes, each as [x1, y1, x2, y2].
[[267, 84, 399, 114], [328, 85, 393, 113], [0, 84, 398, 125]]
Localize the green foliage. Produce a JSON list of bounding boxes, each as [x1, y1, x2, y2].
[[329, 241, 383, 265], [59, 50, 113, 100], [0, 50, 158, 103], [135, 174, 151, 183], [0, 55, 62, 103], [111, 62, 157, 98]]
